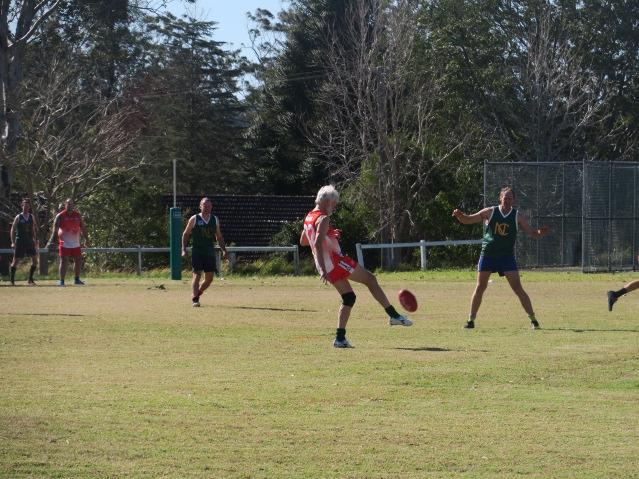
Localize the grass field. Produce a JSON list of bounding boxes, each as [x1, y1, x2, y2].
[[1, 271, 638, 478]]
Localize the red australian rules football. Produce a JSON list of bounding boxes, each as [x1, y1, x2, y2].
[[398, 289, 418, 313]]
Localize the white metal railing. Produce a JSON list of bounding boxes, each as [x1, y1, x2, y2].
[[0, 245, 300, 275], [355, 239, 483, 270]]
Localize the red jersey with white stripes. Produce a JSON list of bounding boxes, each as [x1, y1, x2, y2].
[[303, 209, 345, 276], [58, 210, 82, 248]]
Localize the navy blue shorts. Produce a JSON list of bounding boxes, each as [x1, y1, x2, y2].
[[15, 242, 37, 259], [191, 252, 218, 274], [478, 255, 518, 277]]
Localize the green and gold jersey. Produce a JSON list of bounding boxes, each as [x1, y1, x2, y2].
[[191, 214, 217, 256], [480, 207, 518, 257]]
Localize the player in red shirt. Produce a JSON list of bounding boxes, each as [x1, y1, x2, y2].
[[301, 185, 411, 348], [46, 198, 89, 286]]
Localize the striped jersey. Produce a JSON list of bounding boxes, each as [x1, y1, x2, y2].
[[58, 210, 82, 248], [303, 209, 342, 274]]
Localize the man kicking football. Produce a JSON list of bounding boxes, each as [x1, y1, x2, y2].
[[301, 185, 411, 349]]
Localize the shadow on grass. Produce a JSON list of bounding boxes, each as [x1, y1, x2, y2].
[[227, 306, 319, 313], [545, 327, 639, 334], [1, 313, 86, 317], [393, 347, 490, 352], [1, 284, 95, 288]]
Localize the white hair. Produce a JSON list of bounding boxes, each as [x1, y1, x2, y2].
[[315, 185, 339, 205]]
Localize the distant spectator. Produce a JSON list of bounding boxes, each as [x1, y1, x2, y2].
[[46, 198, 89, 286], [10, 198, 39, 285]]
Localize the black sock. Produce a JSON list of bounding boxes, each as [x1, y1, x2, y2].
[[614, 288, 628, 297], [75, 276, 80, 281], [385, 305, 400, 319], [10, 266, 16, 282], [192, 295, 199, 302], [336, 328, 346, 341], [29, 265, 36, 281]]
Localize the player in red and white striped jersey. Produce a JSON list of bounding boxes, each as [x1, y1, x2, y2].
[[46, 199, 89, 286], [301, 185, 411, 348]]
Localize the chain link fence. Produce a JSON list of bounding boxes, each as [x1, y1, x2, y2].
[[583, 162, 639, 272], [484, 161, 639, 272]]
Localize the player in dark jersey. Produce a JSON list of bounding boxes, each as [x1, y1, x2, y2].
[[452, 186, 549, 330], [181, 197, 227, 307], [10, 198, 39, 285]]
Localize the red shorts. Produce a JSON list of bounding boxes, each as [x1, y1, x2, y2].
[[326, 254, 358, 284], [60, 246, 82, 257]]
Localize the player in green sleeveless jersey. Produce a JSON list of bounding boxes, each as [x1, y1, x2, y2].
[[10, 198, 39, 285], [182, 197, 227, 307], [452, 187, 549, 330]]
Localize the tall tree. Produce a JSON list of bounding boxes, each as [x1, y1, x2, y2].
[[309, 0, 455, 252], [14, 50, 144, 240], [425, 0, 621, 163], [0, 0, 63, 201], [134, 13, 248, 193], [244, 0, 350, 194]]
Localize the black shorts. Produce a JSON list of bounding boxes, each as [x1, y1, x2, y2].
[[191, 252, 218, 274], [15, 242, 37, 259]]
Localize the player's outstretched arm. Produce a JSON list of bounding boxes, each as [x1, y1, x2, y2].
[[215, 219, 228, 260], [518, 213, 550, 239], [181, 215, 196, 257], [45, 214, 61, 248], [299, 228, 309, 247], [313, 216, 330, 283], [31, 215, 39, 246], [452, 207, 492, 225], [10, 215, 19, 248]]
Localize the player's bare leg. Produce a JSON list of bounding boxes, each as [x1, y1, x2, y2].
[[607, 279, 639, 311], [191, 272, 202, 307], [467, 271, 491, 328], [73, 254, 84, 285], [198, 272, 213, 297], [331, 279, 355, 348], [9, 254, 19, 285], [348, 265, 390, 308], [504, 270, 539, 329], [348, 265, 411, 326], [28, 254, 38, 285], [59, 256, 68, 286]]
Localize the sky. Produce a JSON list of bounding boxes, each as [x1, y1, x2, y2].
[[165, 0, 289, 57]]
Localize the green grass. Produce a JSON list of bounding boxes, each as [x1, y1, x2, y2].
[[1, 272, 638, 478]]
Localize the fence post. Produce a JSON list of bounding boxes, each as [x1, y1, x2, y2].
[[356, 243, 364, 268], [420, 240, 427, 271], [293, 245, 300, 275], [228, 252, 236, 273], [216, 250, 222, 275], [137, 246, 142, 275]]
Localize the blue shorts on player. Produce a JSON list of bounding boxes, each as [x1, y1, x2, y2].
[[478, 255, 518, 277]]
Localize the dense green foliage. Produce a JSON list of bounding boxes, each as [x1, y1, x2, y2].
[[2, 0, 637, 266]]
